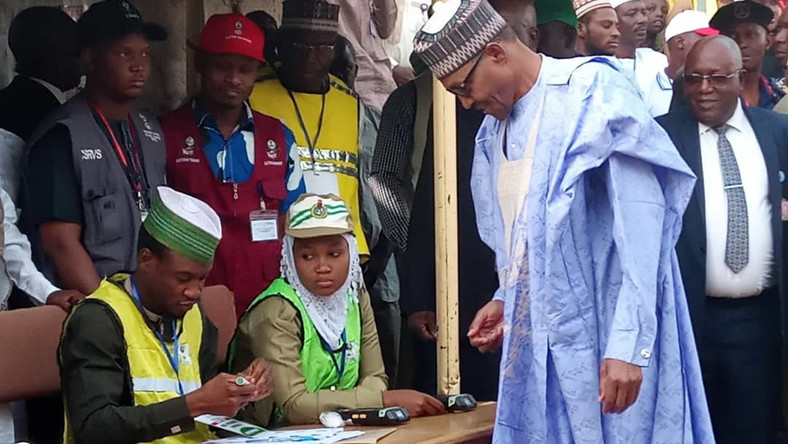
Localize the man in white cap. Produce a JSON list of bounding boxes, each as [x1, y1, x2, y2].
[[413, 0, 713, 442], [59, 186, 274, 443], [573, 0, 621, 56], [612, 0, 670, 116], [664, 10, 719, 111]]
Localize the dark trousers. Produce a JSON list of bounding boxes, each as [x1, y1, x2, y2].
[[699, 288, 783, 444]]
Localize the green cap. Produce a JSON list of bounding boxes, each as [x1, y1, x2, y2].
[[536, 0, 578, 28], [143, 187, 222, 265]]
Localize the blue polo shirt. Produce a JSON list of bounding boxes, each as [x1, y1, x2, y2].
[[193, 100, 304, 211]]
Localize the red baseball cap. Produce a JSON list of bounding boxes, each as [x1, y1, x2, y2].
[[198, 14, 265, 62]]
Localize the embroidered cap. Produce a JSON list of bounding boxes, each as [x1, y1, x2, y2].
[[710, 0, 774, 32], [196, 14, 265, 62], [413, 0, 507, 79], [280, 0, 340, 34], [572, 0, 613, 20], [285, 194, 354, 239], [143, 187, 222, 265], [537, 0, 578, 28]]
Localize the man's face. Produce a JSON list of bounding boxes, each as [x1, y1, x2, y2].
[[773, 9, 788, 63], [138, 249, 212, 319], [86, 33, 151, 101], [668, 32, 703, 74], [616, 1, 649, 47], [440, 44, 517, 121], [503, 4, 539, 51], [293, 235, 350, 297], [644, 0, 668, 35], [580, 8, 621, 55], [199, 52, 260, 109], [724, 22, 768, 72], [684, 43, 742, 128], [279, 30, 336, 86]]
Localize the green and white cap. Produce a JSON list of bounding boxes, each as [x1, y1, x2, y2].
[[285, 193, 353, 239], [143, 186, 222, 265]]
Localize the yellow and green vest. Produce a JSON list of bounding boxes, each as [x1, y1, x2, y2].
[[249, 70, 369, 257], [62, 274, 214, 444], [231, 278, 362, 398]]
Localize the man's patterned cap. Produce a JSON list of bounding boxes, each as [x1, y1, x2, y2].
[[413, 0, 507, 79]]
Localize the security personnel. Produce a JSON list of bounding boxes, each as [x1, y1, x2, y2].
[[710, 0, 785, 109], [161, 14, 303, 317], [249, 0, 370, 258], [60, 186, 273, 443], [23, 0, 167, 296]]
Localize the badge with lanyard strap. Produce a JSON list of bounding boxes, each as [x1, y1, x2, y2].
[[92, 105, 150, 221], [130, 276, 185, 396], [250, 181, 279, 242], [320, 330, 348, 391]]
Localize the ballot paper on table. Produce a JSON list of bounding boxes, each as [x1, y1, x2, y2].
[[196, 414, 364, 443]]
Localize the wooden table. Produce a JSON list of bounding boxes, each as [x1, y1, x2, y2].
[[342, 402, 496, 444]]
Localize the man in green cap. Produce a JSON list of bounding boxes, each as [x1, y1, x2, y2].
[[535, 0, 578, 58], [59, 186, 274, 443]]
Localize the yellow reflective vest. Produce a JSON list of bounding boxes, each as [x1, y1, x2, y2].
[[249, 70, 370, 256], [62, 275, 214, 444]]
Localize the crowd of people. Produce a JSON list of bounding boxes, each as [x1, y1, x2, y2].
[[1, 0, 788, 442]]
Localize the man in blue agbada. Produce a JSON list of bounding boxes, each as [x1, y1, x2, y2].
[[413, 0, 714, 442]]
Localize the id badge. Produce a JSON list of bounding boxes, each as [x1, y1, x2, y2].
[[250, 210, 279, 242], [140, 210, 149, 223], [782, 199, 788, 222]]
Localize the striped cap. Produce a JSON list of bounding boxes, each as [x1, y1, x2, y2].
[[280, 0, 339, 34], [143, 187, 222, 265], [573, 0, 613, 19], [413, 0, 507, 79], [285, 194, 354, 239]]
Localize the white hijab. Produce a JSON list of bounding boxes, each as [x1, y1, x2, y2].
[[281, 233, 362, 350]]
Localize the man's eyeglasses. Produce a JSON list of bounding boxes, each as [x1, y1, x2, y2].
[[448, 53, 485, 97], [684, 70, 743, 87], [288, 41, 335, 52]]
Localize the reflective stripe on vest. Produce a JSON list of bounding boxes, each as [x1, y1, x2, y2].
[[249, 74, 369, 256], [62, 274, 214, 444]]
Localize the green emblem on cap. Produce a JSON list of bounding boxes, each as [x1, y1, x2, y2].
[[311, 200, 328, 219]]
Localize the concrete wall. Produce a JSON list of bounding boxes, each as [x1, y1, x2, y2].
[[0, 0, 281, 114]]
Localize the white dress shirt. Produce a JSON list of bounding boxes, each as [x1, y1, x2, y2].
[[700, 101, 773, 297], [0, 187, 59, 307]]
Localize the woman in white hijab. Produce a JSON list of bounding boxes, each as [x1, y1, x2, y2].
[[229, 193, 444, 427]]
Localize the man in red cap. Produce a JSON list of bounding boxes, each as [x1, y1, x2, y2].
[[161, 14, 304, 318]]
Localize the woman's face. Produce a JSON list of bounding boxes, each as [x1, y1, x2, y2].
[[293, 235, 350, 297]]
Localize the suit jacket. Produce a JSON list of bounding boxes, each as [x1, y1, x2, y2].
[[656, 105, 788, 341], [0, 75, 62, 142]]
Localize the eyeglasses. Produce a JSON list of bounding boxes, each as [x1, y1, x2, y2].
[[684, 70, 742, 87], [288, 41, 335, 52], [447, 53, 485, 97]]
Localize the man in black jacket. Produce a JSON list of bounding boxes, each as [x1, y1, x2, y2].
[[657, 35, 788, 444]]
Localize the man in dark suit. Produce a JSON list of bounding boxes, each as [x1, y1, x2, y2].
[[0, 6, 81, 201], [657, 35, 788, 444]]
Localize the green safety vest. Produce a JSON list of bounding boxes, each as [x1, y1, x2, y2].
[[230, 277, 362, 395]]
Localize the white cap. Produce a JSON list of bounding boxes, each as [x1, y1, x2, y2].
[[664, 10, 718, 42], [610, 0, 640, 8]]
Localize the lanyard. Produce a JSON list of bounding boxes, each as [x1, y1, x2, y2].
[[130, 276, 185, 396], [92, 105, 148, 211], [287, 90, 326, 169], [320, 330, 348, 386]]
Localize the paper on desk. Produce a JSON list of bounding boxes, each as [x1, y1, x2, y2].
[[336, 428, 396, 443], [202, 429, 364, 443]]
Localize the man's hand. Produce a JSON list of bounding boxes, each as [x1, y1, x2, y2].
[[382, 389, 446, 417], [185, 373, 260, 418], [46, 290, 85, 312], [238, 358, 274, 402], [599, 358, 643, 414], [467, 300, 504, 353], [392, 65, 416, 86], [408, 311, 437, 341]]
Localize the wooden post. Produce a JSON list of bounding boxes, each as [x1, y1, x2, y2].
[[432, 76, 461, 396]]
